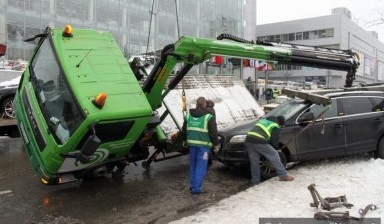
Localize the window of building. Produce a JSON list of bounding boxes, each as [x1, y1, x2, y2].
[[280, 34, 288, 42], [309, 30, 318, 39], [274, 35, 281, 42], [8, 0, 24, 10], [288, 33, 295, 41], [319, 28, 334, 38], [267, 35, 274, 42], [295, 32, 303, 40], [259, 29, 334, 43]]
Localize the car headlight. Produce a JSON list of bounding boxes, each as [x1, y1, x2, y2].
[[229, 135, 246, 143]]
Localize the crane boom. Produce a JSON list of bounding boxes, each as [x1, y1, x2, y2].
[[143, 35, 359, 110]]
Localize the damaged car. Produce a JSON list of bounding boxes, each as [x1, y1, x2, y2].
[[214, 89, 384, 179]]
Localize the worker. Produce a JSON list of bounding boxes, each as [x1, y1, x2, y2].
[[265, 88, 273, 103], [182, 96, 219, 194], [205, 100, 216, 168], [273, 87, 280, 99], [206, 100, 215, 116], [244, 116, 294, 186]]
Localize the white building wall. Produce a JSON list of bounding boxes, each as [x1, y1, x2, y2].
[[243, 0, 256, 41], [257, 9, 384, 86]]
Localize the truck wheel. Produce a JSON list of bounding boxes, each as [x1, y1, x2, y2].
[[260, 151, 287, 179], [1, 97, 15, 119], [376, 138, 384, 159]]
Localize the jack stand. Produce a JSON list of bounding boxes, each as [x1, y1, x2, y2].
[[314, 211, 359, 221], [359, 204, 377, 217], [308, 184, 353, 210]]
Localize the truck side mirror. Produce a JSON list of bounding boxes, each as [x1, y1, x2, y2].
[[77, 125, 101, 163], [77, 134, 101, 163], [298, 112, 315, 123]]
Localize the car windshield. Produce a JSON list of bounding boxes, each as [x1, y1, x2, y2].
[[30, 36, 84, 144], [265, 99, 307, 121]]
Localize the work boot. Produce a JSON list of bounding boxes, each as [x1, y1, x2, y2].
[[279, 176, 294, 181], [191, 190, 209, 195]]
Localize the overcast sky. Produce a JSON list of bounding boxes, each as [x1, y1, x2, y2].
[[257, 0, 384, 42]]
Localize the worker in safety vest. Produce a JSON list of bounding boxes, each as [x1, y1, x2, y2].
[[182, 96, 219, 194], [244, 116, 294, 186], [273, 87, 280, 99]]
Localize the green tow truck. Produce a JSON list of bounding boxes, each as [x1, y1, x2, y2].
[[15, 26, 359, 185]]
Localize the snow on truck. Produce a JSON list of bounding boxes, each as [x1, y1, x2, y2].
[[15, 26, 359, 185]]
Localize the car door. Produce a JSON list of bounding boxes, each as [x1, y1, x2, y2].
[[340, 96, 384, 155], [294, 98, 346, 160]]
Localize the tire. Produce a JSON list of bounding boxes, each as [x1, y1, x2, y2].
[[260, 151, 287, 180], [1, 97, 15, 119], [376, 138, 384, 159]]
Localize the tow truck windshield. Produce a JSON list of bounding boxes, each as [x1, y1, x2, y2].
[[30, 37, 84, 144]]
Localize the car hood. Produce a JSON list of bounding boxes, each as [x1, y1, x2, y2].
[[219, 119, 257, 138]]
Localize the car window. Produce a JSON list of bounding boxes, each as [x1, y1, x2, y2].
[[266, 99, 307, 121], [308, 98, 338, 118], [371, 97, 384, 111], [339, 97, 374, 116]]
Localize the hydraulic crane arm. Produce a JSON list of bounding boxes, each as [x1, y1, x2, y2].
[[142, 35, 359, 110]]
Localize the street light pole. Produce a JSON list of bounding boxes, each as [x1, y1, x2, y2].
[[327, 70, 331, 88], [149, 0, 163, 65]]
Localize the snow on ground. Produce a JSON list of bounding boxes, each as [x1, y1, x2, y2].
[[171, 155, 384, 224]]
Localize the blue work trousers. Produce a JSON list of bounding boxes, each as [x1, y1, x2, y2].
[[189, 145, 210, 193], [245, 142, 288, 185]]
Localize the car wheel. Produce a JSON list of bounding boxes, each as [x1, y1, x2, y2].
[[1, 97, 15, 119], [376, 138, 384, 159], [260, 151, 287, 179]]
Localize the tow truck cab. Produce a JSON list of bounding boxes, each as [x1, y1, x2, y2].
[[15, 27, 153, 184]]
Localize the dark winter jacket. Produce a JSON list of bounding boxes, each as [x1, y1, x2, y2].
[[182, 107, 219, 147]]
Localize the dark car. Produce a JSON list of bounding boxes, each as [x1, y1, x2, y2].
[[0, 83, 17, 118], [215, 90, 384, 179]]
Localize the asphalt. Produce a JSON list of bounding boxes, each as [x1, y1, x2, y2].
[[0, 137, 250, 224]]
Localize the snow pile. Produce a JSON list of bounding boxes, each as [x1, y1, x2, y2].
[[160, 75, 264, 134], [171, 156, 384, 224]]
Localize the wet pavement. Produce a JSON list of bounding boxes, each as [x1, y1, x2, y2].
[[0, 137, 250, 224]]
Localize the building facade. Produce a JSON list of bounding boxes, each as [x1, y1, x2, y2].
[[0, 0, 254, 74], [256, 8, 384, 87]]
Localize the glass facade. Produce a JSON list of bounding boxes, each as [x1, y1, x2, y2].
[[0, 0, 244, 62]]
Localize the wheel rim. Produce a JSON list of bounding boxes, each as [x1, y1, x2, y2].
[[260, 161, 275, 176], [4, 100, 15, 118]]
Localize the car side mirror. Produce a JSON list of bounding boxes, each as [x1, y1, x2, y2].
[[298, 112, 315, 123]]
